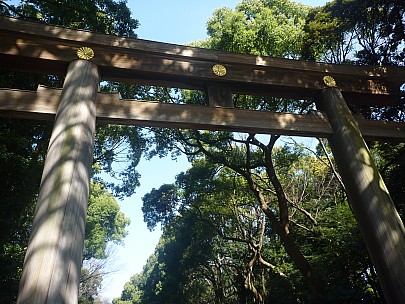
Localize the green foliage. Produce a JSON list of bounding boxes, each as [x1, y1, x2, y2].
[[371, 142, 405, 221], [79, 268, 103, 304], [119, 273, 144, 303], [203, 0, 309, 58], [142, 184, 180, 231], [84, 182, 130, 260], [301, 6, 352, 62], [2, 0, 139, 37], [311, 204, 378, 303], [301, 0, 405, 65], [115, 140, 378, 302], [0, 119, 53, 303], [115, 213, 222, 304]]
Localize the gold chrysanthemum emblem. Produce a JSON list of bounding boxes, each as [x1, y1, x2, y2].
[[212, 64, 227, 77], [76, 47, 94, 60], [323, 75, 337, 87]]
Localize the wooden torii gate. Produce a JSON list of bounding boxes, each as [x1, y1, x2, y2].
[[0, 16, 404, 304]]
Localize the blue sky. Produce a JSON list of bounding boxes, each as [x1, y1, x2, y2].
[[101, 0, 328, 301], [100, 154, 190, 301], [133, 0, 245, 44]]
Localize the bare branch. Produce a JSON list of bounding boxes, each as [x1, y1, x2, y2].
[[317, 138, 346, 191], [290, 219, 314, 233]]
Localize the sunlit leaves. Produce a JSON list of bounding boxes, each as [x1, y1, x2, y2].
[[204, 0, 309, 58], [301, 0, 404, 65], [84, 181, 131, 260], [7, 0, 139, 37]]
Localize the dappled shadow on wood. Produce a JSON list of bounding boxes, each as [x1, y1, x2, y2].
[[1, 15, 404, 106], [17, 60, 99, 303], [2, 85, 405, 141], [317, 87, 405, 303]]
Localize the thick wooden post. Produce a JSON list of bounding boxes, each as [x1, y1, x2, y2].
[[207, 84, 233, 108], [316, 87, 405, 304], [17, 59, 100, 304]]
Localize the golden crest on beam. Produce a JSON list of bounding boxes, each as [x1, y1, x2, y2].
[[76, 47, 94, 60], [212, 64, 227, 77], [323, 75, 337, 87]]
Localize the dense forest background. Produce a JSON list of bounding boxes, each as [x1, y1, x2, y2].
[[0, 0, 404, 303]]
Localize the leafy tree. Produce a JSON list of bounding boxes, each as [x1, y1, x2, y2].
[[370, 142, 405, 222], [116, 139, 380, 303], [302, 0, 404, 65], [79, 247, 123, 304], [0, 118, 53, 303], [81, 182, 131, 301], [149, 129, 325, 298], [1, 0, 138, 36], [202, 0, 309, 58], [79, 268, 103, 304], [84, 182, 131, 260]]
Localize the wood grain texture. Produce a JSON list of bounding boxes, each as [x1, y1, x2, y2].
[[17, 61, 100, 304], [1, 86, 405, 141], [207, 84, 234, 108], [316, 88, 405, 304], [1, 16, 404, 105]]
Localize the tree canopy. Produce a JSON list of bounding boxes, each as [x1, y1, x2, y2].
[[203, 0, 309, 58]]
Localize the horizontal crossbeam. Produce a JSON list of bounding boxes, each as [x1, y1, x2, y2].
[[0, 16, 404, 105], [1, 86, 404, 141]]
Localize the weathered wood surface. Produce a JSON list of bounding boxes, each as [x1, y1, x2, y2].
[[17, 61, 100, 304], [1, 16, 404, 105], [207, 84, 234, 108], [1, 86, 405, 141], [316, 88, 405, 304]]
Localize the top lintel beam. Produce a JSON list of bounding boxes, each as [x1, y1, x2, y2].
[[0, 16, 404, 105]]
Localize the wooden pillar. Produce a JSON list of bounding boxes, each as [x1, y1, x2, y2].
[[207, 84, 233, 108], [17, 59, 100, 304], [316, 87, 405, 304]]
